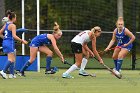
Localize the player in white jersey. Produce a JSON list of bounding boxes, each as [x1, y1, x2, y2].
[[62, 26, 104, 78]]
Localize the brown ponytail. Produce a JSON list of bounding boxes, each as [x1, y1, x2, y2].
[[6, 10, 12, 17], [9, 12, 16, 20]]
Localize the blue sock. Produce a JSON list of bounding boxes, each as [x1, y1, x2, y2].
[[3, 60, 12, 73], [113, 59, 118, 69], [9, 62, 14, 75], [116, 59, 123, 71], [20, 61, 31, 73], [46, 57, 52, 70]]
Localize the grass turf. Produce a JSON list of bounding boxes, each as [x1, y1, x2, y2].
[[0, 69, 140, 93]]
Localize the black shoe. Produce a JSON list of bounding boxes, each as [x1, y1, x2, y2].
[[16, 71, 26, 77], [45, 69, 56, 74]]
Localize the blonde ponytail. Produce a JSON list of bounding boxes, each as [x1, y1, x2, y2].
[[53, 22, 62, 34], [91, 26, 101, 35]]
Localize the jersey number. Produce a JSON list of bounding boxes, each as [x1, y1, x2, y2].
[[118, 39, 123, 44], [78, 32, 86, 36], [4, 30, 8, 38]]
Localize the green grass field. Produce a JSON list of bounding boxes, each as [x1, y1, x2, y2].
[[0, 69, 140, 93]]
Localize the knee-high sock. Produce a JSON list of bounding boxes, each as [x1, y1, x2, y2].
[[3, 60, 12, 73], [65, 64, 78, 74], [20, 61, 31, 73], [80, 58, 88, 70], [9, 62, 14, 75], [113, 59, 118, 69], [116, 59, 123, 71], [46, 56, 52, 70]]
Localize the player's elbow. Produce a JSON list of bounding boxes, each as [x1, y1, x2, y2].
[[133, 35, 136, 41]]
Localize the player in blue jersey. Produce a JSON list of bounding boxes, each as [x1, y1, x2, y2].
[[0, 12, 28, 79], [18, 22, 64, 76], [104, 17, 135, 76], [1, 10, 18, 78]]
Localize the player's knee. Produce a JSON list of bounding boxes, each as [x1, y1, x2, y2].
[[118, 55, 124, 59], [112, 55, 117, 59], [8, 59, 15, 62], [47, 51, 53, 56]]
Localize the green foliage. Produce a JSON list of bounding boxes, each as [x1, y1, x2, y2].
[[4, 0, 140, 31]]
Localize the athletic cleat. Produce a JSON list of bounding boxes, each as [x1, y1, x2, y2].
[[9, 74, 16, 79], [113, 68, 121, 72], [45, 69, 56, 74], [62, 73, 74, 79], [0, 70, 8, 79], [113, 69, 122, 79], [17, 71, 26, 77], [79, 70, 89, 76]]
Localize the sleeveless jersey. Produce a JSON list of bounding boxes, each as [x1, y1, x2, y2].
[[30, 34, 52, 47], [71, 30, 91, 45], [116, 27, 131, 46], [2, 22, 15, 53]]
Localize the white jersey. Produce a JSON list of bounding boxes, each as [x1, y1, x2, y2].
[[71, 30, 91, 45]]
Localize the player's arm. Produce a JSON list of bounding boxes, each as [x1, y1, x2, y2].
[[83, 43, 94, 57], [0, 24, 6, 39], [10, 24, 28, 44], [104, 29, 116, 51], [123, 28, 135, 47], [92, 36, 103, 64], [48, 34, 64, 62]]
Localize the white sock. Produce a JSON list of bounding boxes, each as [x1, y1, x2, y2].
[[65, 64, 78, 74], [80, 58, 88, 70]]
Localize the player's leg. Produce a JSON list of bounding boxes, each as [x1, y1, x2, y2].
[[9, 49, 16, 78], [19, 47, 38, 76], [112, 47, 121, 70], [79, 47, 89, 76], [0, 53, 15, 79], [39, 46, 55, 74], [116, 48, 129, 72], [62, 42, 82, 78], [63, 53, 82, 78]]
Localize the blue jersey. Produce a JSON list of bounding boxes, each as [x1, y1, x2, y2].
[[115, 27, 132, 51], [3, 22, 14, 40], [30, 34, 52, 47], [2, 22, 15, 53]]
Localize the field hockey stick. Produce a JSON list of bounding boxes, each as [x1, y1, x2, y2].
[[102, 63, 122, 79], [93, 57, 121, 79], [64, 60, 96, 77], [64, 60, 72, 66], [98, 46, 122, 54]]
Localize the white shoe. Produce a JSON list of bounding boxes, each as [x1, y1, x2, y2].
[[114, 70, 120, 75], [113, 68, 121, 72], [9, 74, 16, 79], [62, 73, 74, 79], [0, 70, 8, 79], [79, 69, 89, 76]]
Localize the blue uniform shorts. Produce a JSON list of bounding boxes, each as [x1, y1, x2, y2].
[[2, 40, 15, 53], [117, 43, 133, 51]]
